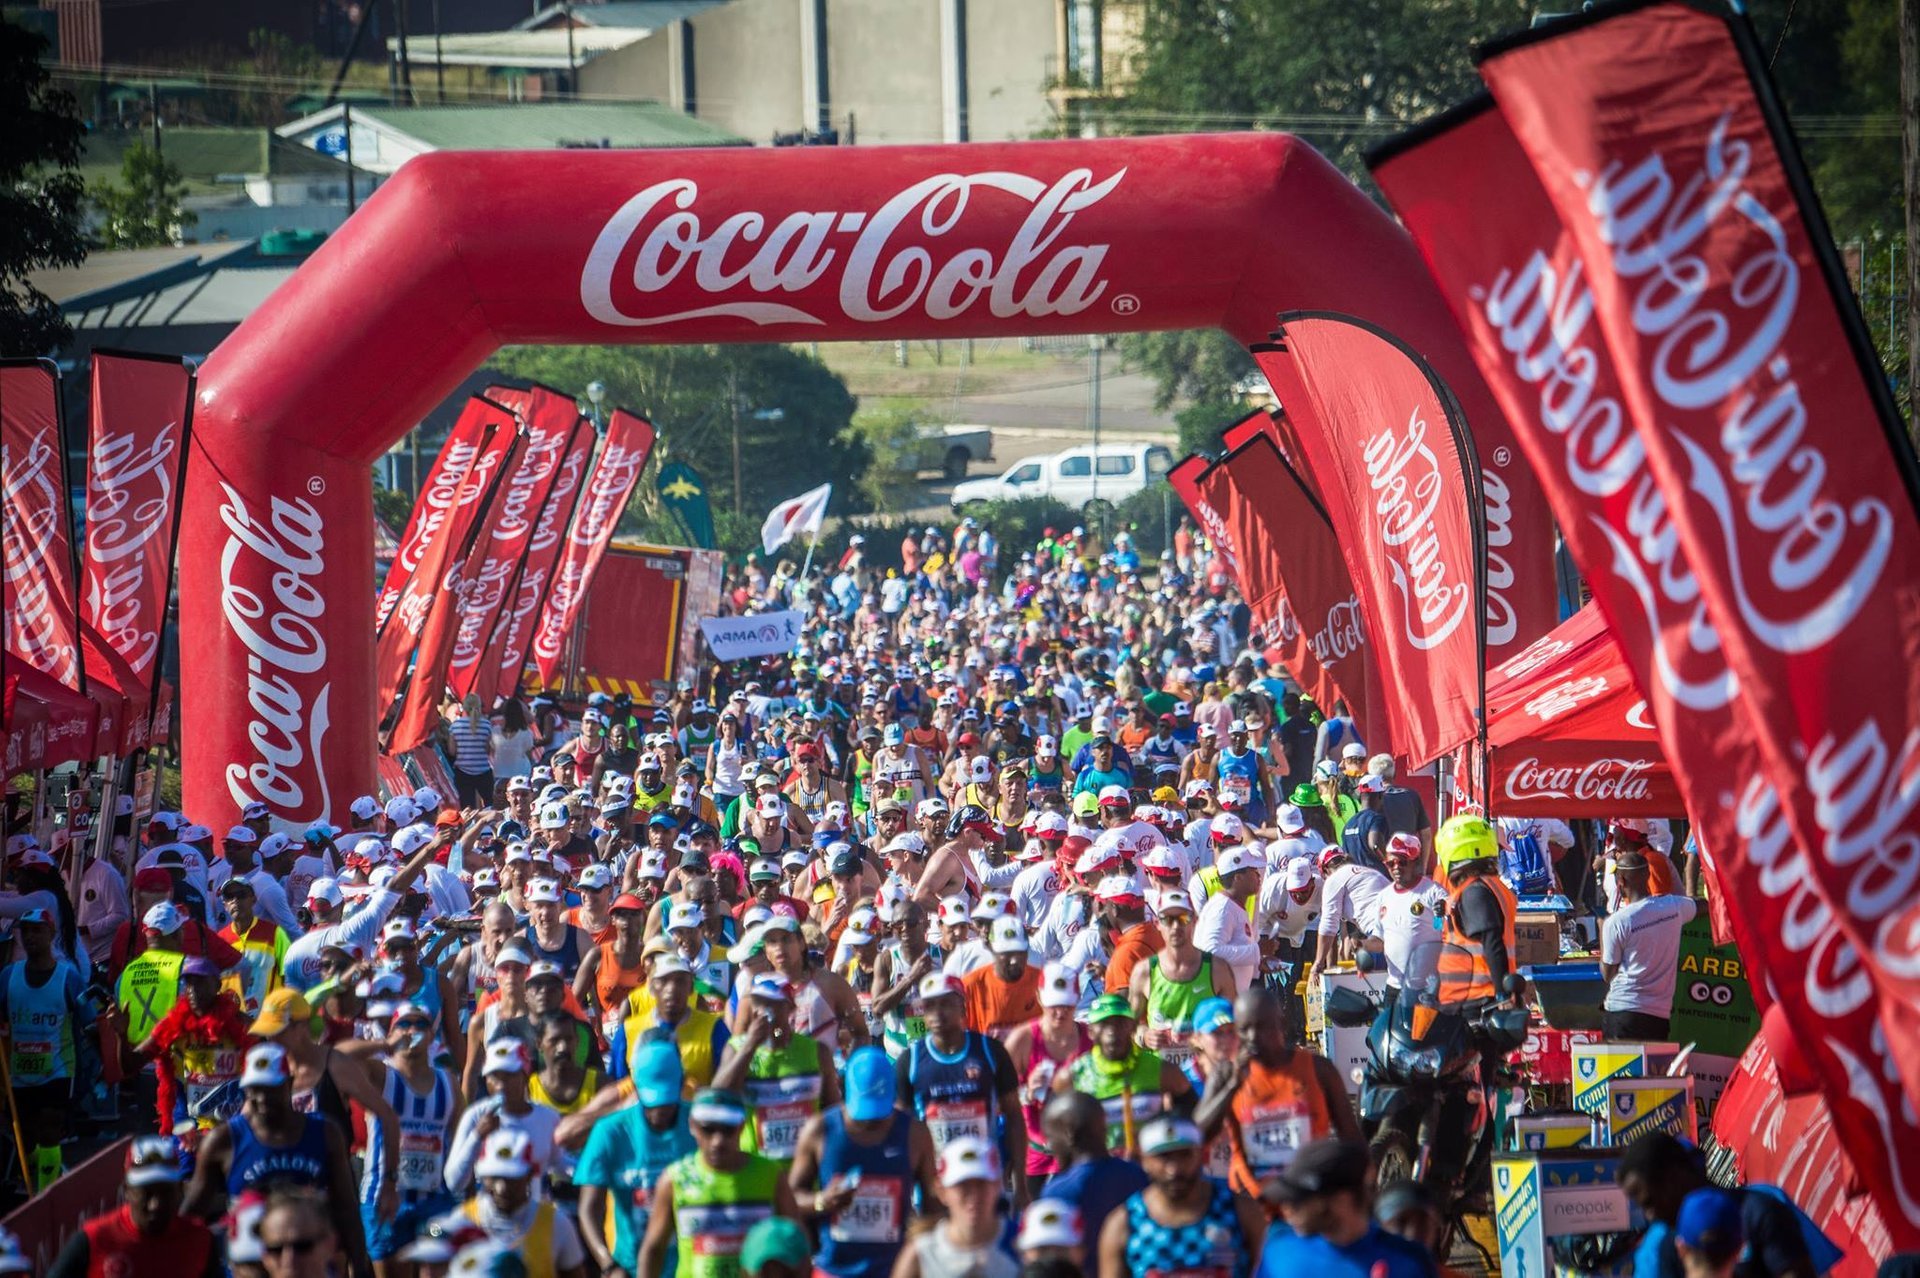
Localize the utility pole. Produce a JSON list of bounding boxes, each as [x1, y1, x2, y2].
[[344, 103, 357, 213], [1903, 0, 1918, 434], [730, 371, 744, 515], [149, 81, 161, 157], [1088, 333, 1102, 516], [432, 0, 446, 101]]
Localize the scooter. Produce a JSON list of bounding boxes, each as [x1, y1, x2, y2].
[[1324, 955, 1528, 1231]]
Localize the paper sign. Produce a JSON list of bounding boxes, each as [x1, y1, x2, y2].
[[700, 611, 804, 662]]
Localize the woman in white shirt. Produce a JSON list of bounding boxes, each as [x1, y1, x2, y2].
[[490, 699, 537, 780]]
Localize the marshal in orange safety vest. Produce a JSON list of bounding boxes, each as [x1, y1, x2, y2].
[[1433, 816, 1519, 1007]]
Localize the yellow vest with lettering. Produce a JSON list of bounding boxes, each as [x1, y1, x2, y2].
[[117, 949, 185, 1043]]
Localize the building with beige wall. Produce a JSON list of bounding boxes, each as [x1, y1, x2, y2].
[[565, 0, 1068, 144]]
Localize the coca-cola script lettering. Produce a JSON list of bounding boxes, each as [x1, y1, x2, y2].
[[582, 170, 1124, 329], [217, 484, 331, 823], [84, 423, 179, 673], [1503, 755, 1654, 804], [1362, 409, 1472, 651]]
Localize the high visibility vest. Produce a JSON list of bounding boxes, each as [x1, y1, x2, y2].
[[624, 1001, 722, 1096], [1435, 875, 1518, 1006], [117, 949, 185, 1043]]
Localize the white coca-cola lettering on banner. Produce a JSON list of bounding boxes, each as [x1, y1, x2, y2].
[[529, 411, 655, 685], [1307, 597, 1366, 667], [484, 434, 593, 703], [2, 428, 82, 688], [84, 423, 176, 671], [1524, 676, 1609, 722], [374, 423, 486, 631], [582, 170, 1125, 329], [216, 483, 332, 822], [1362, 407, 1474, 653], [1502, 755, 1654, 804]]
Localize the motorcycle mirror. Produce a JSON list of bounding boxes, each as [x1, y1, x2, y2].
[[1354, 949, 1378, 975], [1503, 973, 1524, 996]]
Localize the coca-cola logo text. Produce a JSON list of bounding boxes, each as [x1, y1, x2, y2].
[[83, 421, 179, 675], [1478, 244, 1738, 711], [217, 484, 332, 823], [1524, 675, 1609, 722], [1, 431, 81, 686], [1585, 112, 1891, 655], [1307, 597, 1366, 667], [582, 169, 1124, 329], [1361, 408, 1472, 651], [1502, 755, 1653, 803]]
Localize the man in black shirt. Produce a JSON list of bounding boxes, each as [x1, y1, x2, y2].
[[1276, 692, 1318, 794]]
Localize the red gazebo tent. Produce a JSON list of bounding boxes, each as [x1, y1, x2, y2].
[[1482, 604, 1681, 816]]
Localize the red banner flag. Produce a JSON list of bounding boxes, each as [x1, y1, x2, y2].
[[81, 352, 193, 737], [446, 387, 586, 702], [373, 398, 519, 716], [2, 361, 84, 691], [1479, 4, 1920, 1247], [529, 410, 655, 688], [484, 423, 596, 705], [1215, 431, 1375, 738], [375, 406, 496, 632], [1256, 317, 1485, 768]]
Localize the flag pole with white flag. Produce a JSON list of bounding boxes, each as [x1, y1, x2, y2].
[[762, 482, 832, 558]]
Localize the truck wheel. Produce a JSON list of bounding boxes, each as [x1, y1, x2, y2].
[[943, 446, 971, 481]]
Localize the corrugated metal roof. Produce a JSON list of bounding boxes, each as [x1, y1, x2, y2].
[[387, 25, 648, 69], [334, 101, 746, 150], [79, 127, 373, 195], [519, 1, 729, 31]]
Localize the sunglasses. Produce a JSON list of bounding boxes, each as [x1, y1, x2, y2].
[[265, 1237, 325, 1257]]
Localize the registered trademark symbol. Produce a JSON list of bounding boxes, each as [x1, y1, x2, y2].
[[307, 476, 326, 496], [1110, 293, 1140, 316], [1493, 446, 1512, 467]]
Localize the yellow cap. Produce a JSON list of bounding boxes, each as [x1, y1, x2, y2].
[[248, 987, 314, 1039], [1435, 815, 1498, 876]]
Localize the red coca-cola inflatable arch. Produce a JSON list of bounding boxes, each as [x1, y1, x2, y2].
[[181, 133, 1505, 829]]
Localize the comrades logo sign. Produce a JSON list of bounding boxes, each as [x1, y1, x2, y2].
[[1504, 756, 1653, 803], [85, 420, 180, 673], [216, 483, 331, 823], [1, 430, 80, 686], [1361, 409, 1472, 651], [582, 169, 1124, 329]]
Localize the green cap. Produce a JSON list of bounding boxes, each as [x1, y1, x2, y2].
[[1289, 783, 1324, 809], [1088, 992, 1136, 1023], [740, 1217, 812, 1275]]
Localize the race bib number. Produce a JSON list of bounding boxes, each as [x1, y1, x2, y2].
[[12, 1039, 55, 1080], [398, 1130, 445, 1194], [681, 1203, 771, 1263], [925, 1099, 990, 1151], [755, 1101, 813, 1161], [1244, 1103, 1311, 1171], [1155, 1026, 1196, 1073], [1101, 1092, 1165, 1137], [829, 1176, 904, 1244]]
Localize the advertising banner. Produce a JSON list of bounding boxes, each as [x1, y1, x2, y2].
[[446, 386, 585, 701], [373, 398, 518, 714], [374, 403, 495, 631], [530, 410, 655, 687], [1256, 317, 1484, 767], [483, 423, 595, 704], [701, 610, 805, 662], [81, 353, 193, 722], [1, 361, 83, 690], [1478, 4, 1920, 1246]]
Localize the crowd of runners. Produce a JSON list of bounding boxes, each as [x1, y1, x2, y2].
[[0, 519, 1792, 1278]]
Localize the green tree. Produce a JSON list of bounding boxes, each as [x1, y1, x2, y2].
[[0, 19, 88, 356], [488, 343, 867, 528], [848, 403, 942, 512], [92, 140, 196, 249]]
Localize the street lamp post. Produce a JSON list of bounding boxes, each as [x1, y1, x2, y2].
[[585, 379, 606, 434]]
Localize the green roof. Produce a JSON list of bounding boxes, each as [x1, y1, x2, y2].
[[350, 101, 746, 150], [80, 127, 371, 196]]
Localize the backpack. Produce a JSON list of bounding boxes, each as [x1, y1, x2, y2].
[[1499, 822, 1554, 896]]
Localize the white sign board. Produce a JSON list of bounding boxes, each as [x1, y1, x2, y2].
[[701, 611, 804, 662]]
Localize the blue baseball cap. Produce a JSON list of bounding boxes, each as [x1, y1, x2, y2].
[[843, 1045, 896, 1122], [1193, 997, 1235, 1036], [1676, 1187, 1745, 1254], [632, 1040, 686, 1109]]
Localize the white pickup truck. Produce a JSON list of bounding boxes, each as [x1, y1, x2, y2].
[[950, 442, 1177, 513], [916, 424, 995, 480]]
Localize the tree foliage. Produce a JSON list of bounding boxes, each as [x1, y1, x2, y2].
[[847, 403, 942, 513], [0, 19, 88, 356], [92, 140, 196, 250], [487, 343, 868, 529]]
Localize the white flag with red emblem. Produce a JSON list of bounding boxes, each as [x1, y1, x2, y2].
[[760, 482, 832, 556]]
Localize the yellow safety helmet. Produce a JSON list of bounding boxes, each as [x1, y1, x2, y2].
[[1434, 814, 1499, 876]]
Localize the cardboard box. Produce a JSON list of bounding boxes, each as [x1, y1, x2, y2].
[[1522, 1027, 1606, 1085], [1513, 1113, 1600, 1151], [1604, 1076, 1696, 1146], [1318, 970, 1374, 1097], [1571, 1041, 1681, 1116], [1495, 1151, 1640, 1278], [1516, 912, 1563, 968]]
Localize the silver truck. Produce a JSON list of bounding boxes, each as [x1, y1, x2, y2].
[[916, 423, 995, 480]]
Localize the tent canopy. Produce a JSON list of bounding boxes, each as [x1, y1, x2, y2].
[[1483, 604, 1680, 817], [3, 667, 98, 779]]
